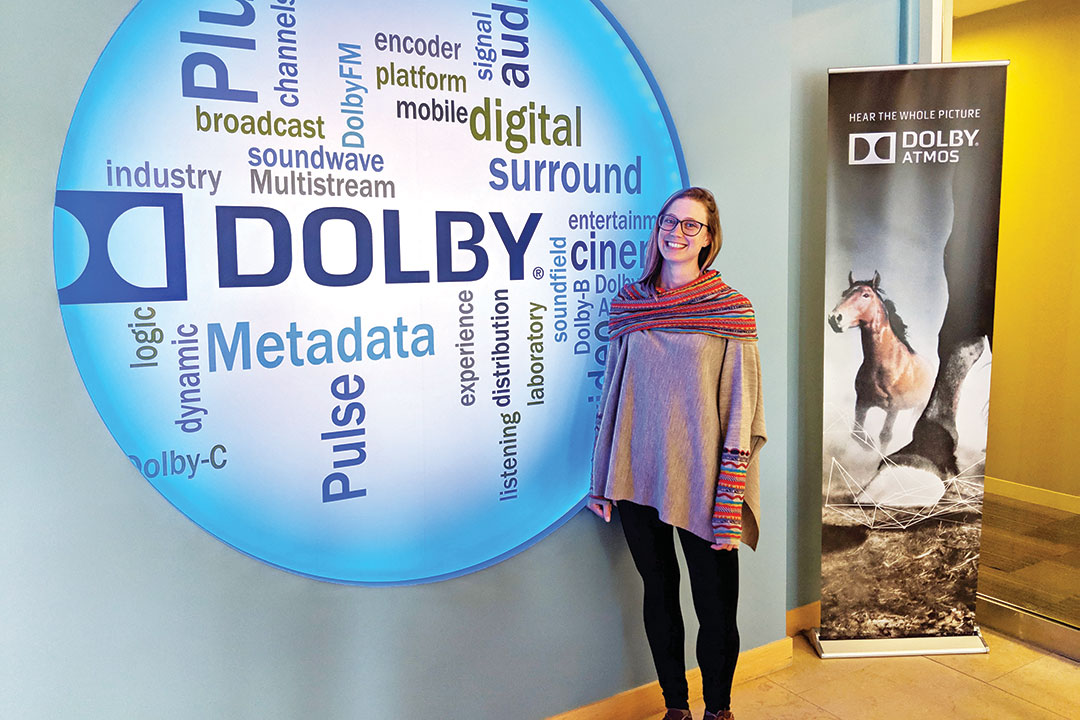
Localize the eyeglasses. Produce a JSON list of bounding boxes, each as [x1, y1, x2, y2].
[[658, 213, 707, 237]]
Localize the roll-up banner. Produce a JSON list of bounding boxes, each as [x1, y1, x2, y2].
[[53, 0, 686, 585], [817, 62, 1007, 657]]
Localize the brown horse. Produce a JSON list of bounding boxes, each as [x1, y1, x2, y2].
[[828, 271, 933, 450]]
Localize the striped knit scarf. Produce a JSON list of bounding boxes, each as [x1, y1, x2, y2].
[[607, 270, 757, 341]]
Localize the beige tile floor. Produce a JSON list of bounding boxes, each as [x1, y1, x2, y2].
[[684, 630, 1080, 720]]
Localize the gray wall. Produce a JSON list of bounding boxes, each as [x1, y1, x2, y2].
[[3, 1, 897, 717], [787, 0, 906, 608]]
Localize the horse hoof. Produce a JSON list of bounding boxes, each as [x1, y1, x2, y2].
[[855, 462, 945, 507]]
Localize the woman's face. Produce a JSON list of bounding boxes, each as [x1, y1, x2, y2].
[[657, 197, 711, 270]]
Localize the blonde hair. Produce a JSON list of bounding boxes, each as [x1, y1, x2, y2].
[[638, 186, 723, 287]]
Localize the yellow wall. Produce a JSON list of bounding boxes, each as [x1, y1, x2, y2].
[[953, 0, 1080, 501]]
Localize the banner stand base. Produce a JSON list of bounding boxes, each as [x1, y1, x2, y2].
[[809, 628, 989, 659]]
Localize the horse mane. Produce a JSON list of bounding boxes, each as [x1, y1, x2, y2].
[[879, 294, 915, 352], [846, 279, 916, 353]]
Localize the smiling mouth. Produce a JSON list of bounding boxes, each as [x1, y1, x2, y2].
[[664, 240, 688, 250]]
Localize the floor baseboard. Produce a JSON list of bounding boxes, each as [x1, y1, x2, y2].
[[785, 600, 820, 637], [549, 636, 792, 720]]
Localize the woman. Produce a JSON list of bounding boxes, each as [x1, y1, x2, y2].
[[589, 187, 766, 720]]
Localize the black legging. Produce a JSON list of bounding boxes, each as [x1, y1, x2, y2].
[[619, 500, 740, 713]]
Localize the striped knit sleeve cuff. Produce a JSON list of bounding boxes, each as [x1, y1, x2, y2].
[[713, 447, 749, 545]]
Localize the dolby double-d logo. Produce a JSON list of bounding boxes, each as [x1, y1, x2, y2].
[[848, 132, 896, 165]]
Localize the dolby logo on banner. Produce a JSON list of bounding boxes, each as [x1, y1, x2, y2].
[[848, 132, 896, 165], [849, 129, 981, 165]]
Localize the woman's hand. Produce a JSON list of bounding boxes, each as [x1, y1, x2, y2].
[[710, 542, 738, 551], [587, 497, 612, 522]]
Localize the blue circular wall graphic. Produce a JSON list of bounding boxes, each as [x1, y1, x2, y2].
[[54, 0, 686, 584]]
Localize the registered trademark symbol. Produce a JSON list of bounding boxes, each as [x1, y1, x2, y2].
[[533, 266, 544, 279]]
